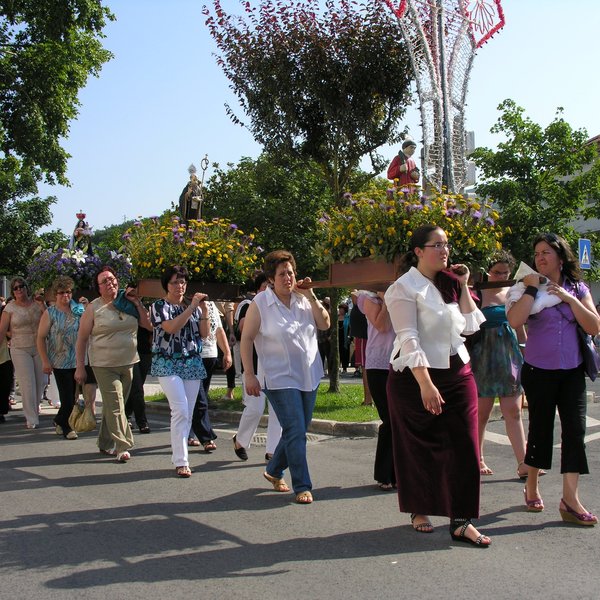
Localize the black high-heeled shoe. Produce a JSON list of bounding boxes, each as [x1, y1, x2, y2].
[[449, 519, 491, 548]]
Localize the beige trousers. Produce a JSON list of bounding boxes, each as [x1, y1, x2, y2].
[[92, 364, 135, 454]]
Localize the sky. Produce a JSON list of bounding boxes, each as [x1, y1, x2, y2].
[[37, 0, 600, 237]]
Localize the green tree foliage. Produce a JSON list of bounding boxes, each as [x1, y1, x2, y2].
[[38, 229, 69, 250], [0, 196, 54, 275], [204, 0, 414, 202], [203, 154, 331, 278], [0, 0, 114, 197], [471, 99, 600, 265], [93, 220, 135, 255]]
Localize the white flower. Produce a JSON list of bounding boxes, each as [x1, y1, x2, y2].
[[72, 249, 87, 265]]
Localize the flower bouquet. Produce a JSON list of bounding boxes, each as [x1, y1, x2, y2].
[[316, 185, 507, 286], [27, 248, 132, 296], [122, 213, 262, 298]]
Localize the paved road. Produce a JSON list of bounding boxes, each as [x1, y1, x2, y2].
[[1, 391, 600, 599]]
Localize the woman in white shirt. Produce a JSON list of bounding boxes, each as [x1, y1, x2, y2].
[[241, 250, 330, 504], [385, 225, 491, 547]]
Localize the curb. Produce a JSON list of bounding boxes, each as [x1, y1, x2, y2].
[[144, 391, 597, 439], [144, 401, 381, 438]]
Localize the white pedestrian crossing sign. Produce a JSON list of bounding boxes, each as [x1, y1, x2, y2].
[[579, 238, 592, 270]]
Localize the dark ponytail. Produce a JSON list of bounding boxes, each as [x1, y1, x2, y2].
[[397, 225, 440, 275]]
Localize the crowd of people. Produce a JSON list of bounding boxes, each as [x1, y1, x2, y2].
[[1, 229, 598, 537]]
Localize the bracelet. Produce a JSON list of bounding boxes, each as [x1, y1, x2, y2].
[[523, 286, 538, 299]]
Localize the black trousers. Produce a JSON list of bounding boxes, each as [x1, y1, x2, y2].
[[201, 357, 218, 395], [53, 368, 77, 434], [125, 353, 151, 427], [0, 359, 14, 416], [367, 368, 395, 485], [521, 362, 589, 473]]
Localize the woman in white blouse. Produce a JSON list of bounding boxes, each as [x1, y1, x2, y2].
[[241, 250, 330, 504], [384, 225, 491, 547]]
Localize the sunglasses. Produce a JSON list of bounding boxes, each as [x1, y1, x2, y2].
[[13, 284, 26, 291]]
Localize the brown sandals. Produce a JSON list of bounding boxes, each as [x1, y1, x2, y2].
[[263, 471, 291, 492], [176, 466, 192, 478]]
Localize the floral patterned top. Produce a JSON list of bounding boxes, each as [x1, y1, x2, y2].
[[150, 299, 206, 380], [45, 304, 82, 369]]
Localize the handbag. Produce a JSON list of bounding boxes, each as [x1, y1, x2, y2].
[[68, 398, 97, 433], [576, 325, 600, 381]]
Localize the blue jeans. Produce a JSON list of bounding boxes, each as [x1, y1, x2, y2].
[[264, 387, 317, 493]]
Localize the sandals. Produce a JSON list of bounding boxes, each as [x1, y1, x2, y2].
[[559, 499, 597, 526], [175, 466, 192, 478], [116, 451, 131, 463], [377, 482, 395, 491], [188, 438, 201, 447], [523, 488, 544, 512], [296, 491, 313, 504], [203, 440, 217, 453], [479, 458, 493, 476], [450, 519, 491, 548], [139, 424, 151, 434], [263, 471, 291, 493], [99, 448, 116, 456], [410, 513, 434, 533]]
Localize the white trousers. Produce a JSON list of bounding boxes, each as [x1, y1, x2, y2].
[[236, 373, 282, 453], [11, 346, 44, 427], [159, 375, 201, 467]]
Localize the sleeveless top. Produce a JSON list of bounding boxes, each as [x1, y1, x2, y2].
[[88, 298, 139, 367], [46, 305, 81, 369], [4, 301, 43, 349]]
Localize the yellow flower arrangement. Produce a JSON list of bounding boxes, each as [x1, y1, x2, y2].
[[123, 213, 262, 284], [317, 186, 506, 273]]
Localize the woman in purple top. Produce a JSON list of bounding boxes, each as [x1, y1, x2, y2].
[[507, 233, 599, 525]]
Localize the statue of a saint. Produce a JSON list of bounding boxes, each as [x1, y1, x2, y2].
[[179, 164, 203, 222], [387, 140, 420, 186], [68, 212, 93, 254]]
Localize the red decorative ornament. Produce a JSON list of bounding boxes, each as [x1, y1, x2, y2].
[[464, 0, 505, 48], [76, 211, 86, 220]]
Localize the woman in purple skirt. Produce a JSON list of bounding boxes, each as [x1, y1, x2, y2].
[[385, 225, 491, 547]]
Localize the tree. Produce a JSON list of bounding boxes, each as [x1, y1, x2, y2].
[[471, 99, 600, 265], [204, 0, 413, 203], [203, 153, 331, 278], [0, 0, 114, 198], [94, 220, 135, 255], [204, 0, 415, 391], [38, 229, 69, 250], [0, 196, 55, 275]]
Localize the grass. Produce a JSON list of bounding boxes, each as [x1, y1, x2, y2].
[[146, 383, 380, 423]]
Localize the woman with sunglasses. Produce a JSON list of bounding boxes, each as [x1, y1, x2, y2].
[[385, 225, 491, 547], [507, 233, 599, 525], [75, 266, 151, 462], [0, 277, 46, 429], [37, 276, 84, 439]]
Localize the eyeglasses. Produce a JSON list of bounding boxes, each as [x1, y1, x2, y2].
[[56, 290, 73, 295], [12, 284, 26, 291], [98, 277, 117, 286], [423, 243, 452, 251], [168, 279, 188, 286], [489, 270, 510, 277]]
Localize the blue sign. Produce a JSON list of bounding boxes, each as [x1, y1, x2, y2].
[[579, 238, 592, 270]]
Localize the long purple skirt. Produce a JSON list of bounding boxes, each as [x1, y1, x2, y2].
[[387, 355, 481, 518]]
